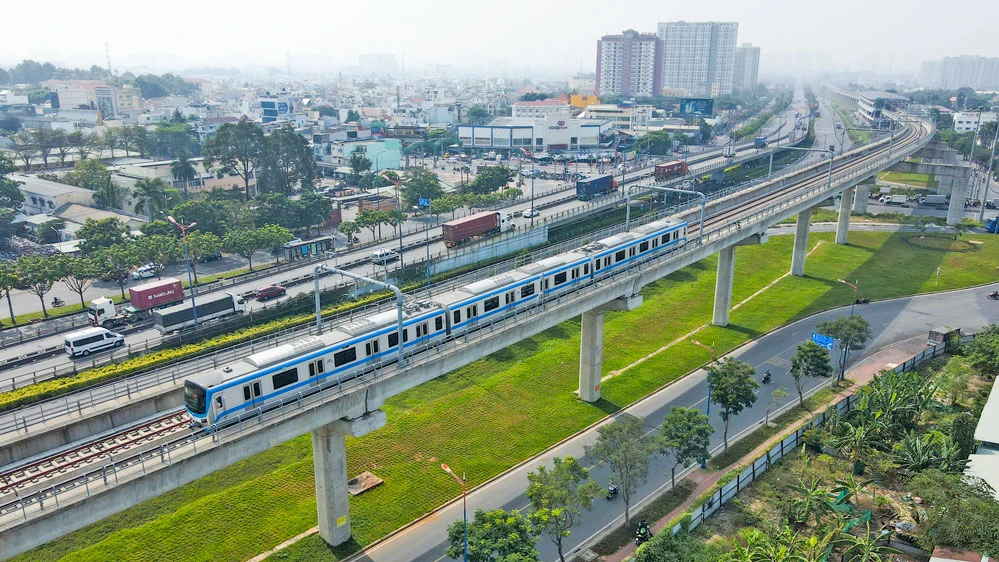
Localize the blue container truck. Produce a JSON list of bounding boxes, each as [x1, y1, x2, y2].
[[576, 174, 617, 201]]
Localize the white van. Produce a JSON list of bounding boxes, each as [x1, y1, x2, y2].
[[370, 249, 400, 265], [64, 327, 125, 357]]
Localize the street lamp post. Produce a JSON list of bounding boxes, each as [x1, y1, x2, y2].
[[412, 206, 432, 297], [167, 215, 199, 328], [837, 278, 859, 316], [380, 173, 409, 276], [520, 147, 536, 226], [691, 338, 715, 469], [441, 463, 468, 562], [978, 121, 999, 223]]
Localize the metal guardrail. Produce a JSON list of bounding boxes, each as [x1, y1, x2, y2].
[[0, 118, 930, 526], [0, 118, 928, 437]]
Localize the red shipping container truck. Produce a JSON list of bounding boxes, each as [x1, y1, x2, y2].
[[442, 211, 515, 247], [89, 277, 184, 328], [654, 160, 689, 181]]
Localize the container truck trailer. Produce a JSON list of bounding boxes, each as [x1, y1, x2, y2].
[[153, 292, 246, 333], [89, 277, 184, 328], [441, 211, 515, 247]]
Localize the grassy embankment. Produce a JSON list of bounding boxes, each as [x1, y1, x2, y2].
[[877, 170, 940, 188], [13, 230, 999, 562]]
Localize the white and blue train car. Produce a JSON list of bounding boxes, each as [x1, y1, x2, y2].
[[184, 303, 447, 426], [581, 219, 687, 277]]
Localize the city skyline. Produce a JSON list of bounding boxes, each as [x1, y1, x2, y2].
[[3, 0, 998, 77]]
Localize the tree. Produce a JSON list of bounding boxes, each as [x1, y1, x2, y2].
[[963, 323, 999, 378], [52, 130, 72, 167], [223, 228, 267, 270], [346, 109, 361, 123], [170, 199, 227, 237], [11, 134, 36, 171], [765, 387, 789, 427], [583, 414, 657, 526], [170, 151, 198, 195], [31, 128, 61, 169], [255, 126, 317, 195], [56, 255, 100, 308], [710, 358, 759, 450], [132, 178, 169, 222], [637, 130, 673, 155], [37, 218, 66, 244], [76, 217, 130, 254], [117, 126, 137, 157], [357, 209, 388, 240], [64, 159, 112, 191], [936, 356, 972, 405], [525, 456, 600, 562], [185, 231, 222, 283], [468, 166, 514, 195], [466, 104, 491, 125], [0, 154, 24, 210], [831, 420, 881, 475], [658, 407, 714, 486], [0, 114, 21, 134], [15, 256, 60, 317], [838, 523, 898, 562], [131, 234, 181, 279], [95, 245, 138, 300], [348, 151, 372, 184], [338, 221, 360, 246], [446, 508, 539, 562], [789, 341, 832, 406], [102, 128, 121, 159], [0, 261, 19, 325], [950, 412, 977, 460], [257, 223, 295, 261], [203, 120, 264, 201], [66, 130, 95, 162], [816, 315, 872, 380]]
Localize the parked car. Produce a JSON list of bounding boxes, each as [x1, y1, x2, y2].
[[198, 252, 223, 263], [255, 285, 287, 301], [132, 264, 157, 280], [522, 208, 541, 218]]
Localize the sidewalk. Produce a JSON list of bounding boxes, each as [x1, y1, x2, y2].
[[600, 335, 932, 562]]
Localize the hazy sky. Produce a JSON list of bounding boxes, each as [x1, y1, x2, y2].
[[5, 0, 997, 76]]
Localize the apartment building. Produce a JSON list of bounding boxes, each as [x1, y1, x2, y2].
[[657, 21, 738, 97], [595, 30, 663, 97]]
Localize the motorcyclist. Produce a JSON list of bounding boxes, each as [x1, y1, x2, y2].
[[762, 369, 772, 383], [990, 291, 998, 299]]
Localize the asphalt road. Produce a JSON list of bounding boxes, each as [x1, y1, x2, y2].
[[346, 283, 999, 562]]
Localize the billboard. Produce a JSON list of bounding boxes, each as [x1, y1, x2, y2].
[[679, 98, 714, 116]]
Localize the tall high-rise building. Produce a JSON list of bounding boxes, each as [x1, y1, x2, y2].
[[733, 43, 761, 94], [595, 29, 663, 97], [921, 56, 999, 90], [657, 21, 738, 97]]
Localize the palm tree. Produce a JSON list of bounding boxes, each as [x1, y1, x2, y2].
[[832, 474, 875, 511], [789, 478, 830, 526], [132, 178, 169, 221], [171, 151, 198, 195], [831, 421, 881, 475]]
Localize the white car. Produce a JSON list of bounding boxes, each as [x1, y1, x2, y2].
[[132, 264, 157, 280], [371, 249, 400, 265], [522, 208, 541, 218]]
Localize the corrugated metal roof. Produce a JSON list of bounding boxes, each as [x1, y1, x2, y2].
[[975, 381, 999, 446]]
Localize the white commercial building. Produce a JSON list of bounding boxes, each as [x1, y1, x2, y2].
[[733, 43, 760, 94], [657, 21, 738, 97], [952, 111, 998, 134], [580, 104, 653, 130], [457, 116, 614, 155], [511, 100, 572, 118]]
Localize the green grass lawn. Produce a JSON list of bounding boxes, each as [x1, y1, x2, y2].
[[877, 170, 940, 188], [15, 231, 999, 562], [830, 103, 871, 144]]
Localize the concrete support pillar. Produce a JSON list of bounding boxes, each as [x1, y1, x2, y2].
[[578, 310, 605, 403], [835, 187, 854, 245], [790, 208, 812, 277], [946, 171, 971, 225], [853, 184, 869, 214], [578, 295, 643, 402], [713, 245, 736, 326], [313, 411, 387, 546]]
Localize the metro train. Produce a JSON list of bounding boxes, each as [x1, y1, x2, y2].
[[184, 218, 688, 427]]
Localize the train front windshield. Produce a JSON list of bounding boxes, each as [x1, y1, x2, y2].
[[184, 381, 207, 416]]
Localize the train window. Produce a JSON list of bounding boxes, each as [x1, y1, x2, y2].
[[309, 363, 316, 377], [470, 305, 478, 317], [403, 328, 410, 342], [615, 250, 626, 262], [436, 317, 443, 330], [423, 322, 429, 335], [388, 332, 398, 347], [543, 279, 550, 290], [416, 324, 423, 337], [661, 234, 668, 244], [215, 396, 224, 410], [253, 382, 261, 397], [571, 268, 578, 280], [367, 340, 379, 355], [629, 248, 636, 257], [272, 368, 299, 390], [604, 257, 611, 267], [316, 359, 324, 374], [554, 272, 567, 285], [521, 284, 535, 297], [243, 386, 252, 401], [453, 310, 461, 323], [584, 263, 590, 274], [484, 296, 499, 312], [595, 260, 601, 271], [334, 347, 357, 367], [640, 241, 649, 252]]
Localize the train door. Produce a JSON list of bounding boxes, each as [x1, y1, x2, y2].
[[242, 382, 262, 407], [307, 359, 325, 387]]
